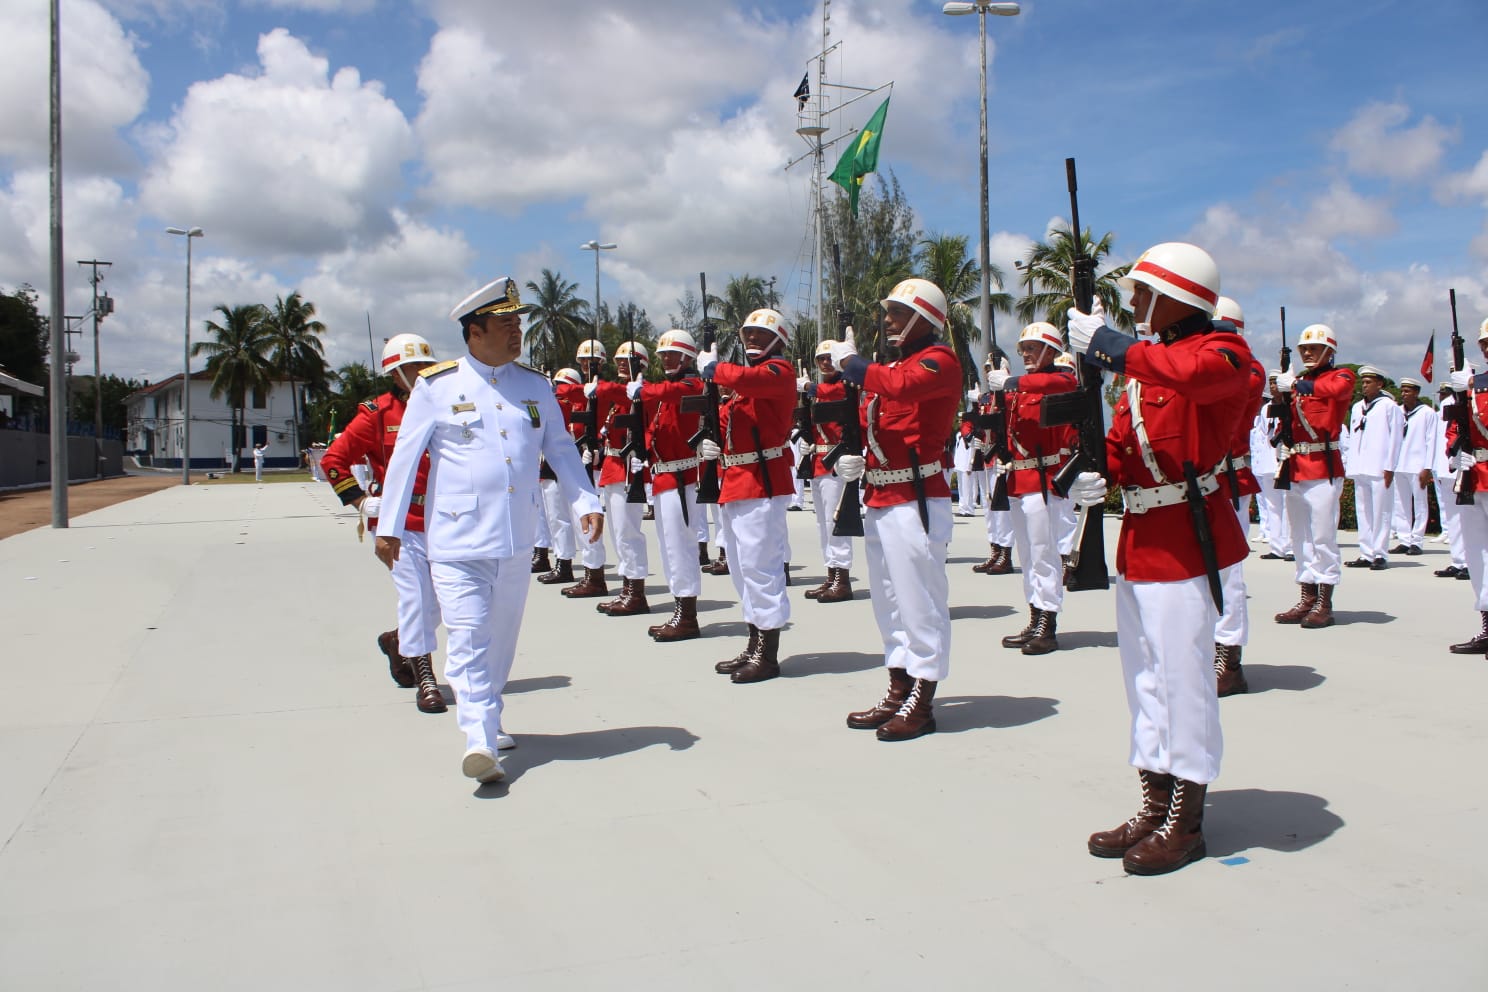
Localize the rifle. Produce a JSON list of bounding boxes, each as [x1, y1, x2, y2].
[[794, 360, 816, 482], [684, 272, 723, 503], [613, 328, 650, 504], [1039, 158, 1111, 591], [1449, 287, 1476, 506], [811, 244, 866, 538], [1270, 306, 1296, 491], [573, 316, 603, 477]]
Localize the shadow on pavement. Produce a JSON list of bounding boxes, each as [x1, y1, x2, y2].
[[694, 599, 735, 614], [506, 675, 573, 694], [1056, 629, 1120, 650], [477, 725, 700, 795], [935, 694, 1059, 732], [1330, 611, 1396, 625], [1240, 664, 1325, 693], [783, 650, 883, 677], [704, 620, 751, 639], [950, 603, 1018, 621], [1204, 788, 1345, 858]]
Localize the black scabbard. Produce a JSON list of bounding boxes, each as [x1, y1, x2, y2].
[[676, 475, 690, 527], [1035, 444, 1050, 506], [1225, 454, 1240, 512], [1183, 460, 1224, 613], [752, 426, 774, 498], [907, 449, 930, 534]]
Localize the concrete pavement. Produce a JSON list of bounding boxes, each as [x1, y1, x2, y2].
[[0, 482, 1483, 990]]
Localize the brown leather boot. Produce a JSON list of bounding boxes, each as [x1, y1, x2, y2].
[[1021, 608, 1058, 655], [705, 548, 729, 575], [876, 678, 937, 741], [1001, 604, 1040, 648], [1062, 553, 1073, 586], [1274, 582, 1318, 624], [985, 545, 1015, 575], [971, 543, 998, 573], [377, 629, 415, 688], [1301, 583, 1335, 628], [651, 597, 700, 641], [1123, 778, 1208, 875], [716, 624, 758, 674], [411, 654, 447, 714], [1449, 611, 1488, 653], [804, 567, 835, 600], [1215, 643, 1248, 696], [1088, 769, 1174, 857], [698, 541, 711, 567], [602, 578, 651, 616], [530, 546, 551, 574], [731, 627, 782, 683], [648, 598, 683, 637], [816, 567, 853, 603], [562, 567, 608, 598], [537, 557, 575, 584], [846, 668, 913, 729]]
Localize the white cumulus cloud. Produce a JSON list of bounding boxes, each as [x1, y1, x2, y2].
[[1330, 100, 1456, 183]]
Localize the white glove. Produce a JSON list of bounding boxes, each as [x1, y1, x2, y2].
[[698, 347, 719, 372], [626, 379, 643, 401], [835, 453, 866, 481], [797, 375, 812, 391], [1451, 368, 1472, 392], [798, 438, 813, 457], [1069, 470, 1108, 508], [1274, 371, 1297, 393], [829, 327, 859, 371], [583, 380, 598, 399], [581, 448, 594, 466], [972, 438, 989, 454], [629, 456, 644, 474], [1275, 443, 1292, 462], [966, 387, 982, 404], [1456, 450, 1476, 473], [986, 368, 1011, 392], [1065, 298, 1109, 355], [698, 439, 722, 461], [361, 496, 382, 519]]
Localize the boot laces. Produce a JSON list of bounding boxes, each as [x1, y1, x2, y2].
[[895, 680, 924, 717], [1151, 781, 1191, 841]]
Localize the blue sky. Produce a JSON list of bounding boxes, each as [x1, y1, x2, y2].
[[1, 0, 1485, 386]]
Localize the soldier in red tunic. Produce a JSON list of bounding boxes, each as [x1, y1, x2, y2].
[[561, 339, 614, 599], [321, 333, 447, 715], [697, 308, 798, 683], [801, 339, 857, 603], [535, 367, 584, 587], [830, 278, 964, 741], [589, 341, 651, 616], [1443, 319, 1488, 654], [1066, 242, 1254, 875]]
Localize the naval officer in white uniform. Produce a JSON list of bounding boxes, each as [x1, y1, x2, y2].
[[377, 277, 603, 785]]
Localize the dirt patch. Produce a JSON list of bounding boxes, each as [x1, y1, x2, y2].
[[0, 474, 181, 540]]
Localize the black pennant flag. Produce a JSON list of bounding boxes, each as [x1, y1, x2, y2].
[[793, 73, 810, 110]]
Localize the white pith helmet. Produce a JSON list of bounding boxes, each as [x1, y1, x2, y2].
[[553, 367, 582, 385], [615, 341, 649, 363], [741, 308, 790, 350], [815, 339, 838, 358], [381, 333, 436, 374], [656, 329, 698, 357], [1298, 323, 1338, 351], [576, 339, 608, 361], [881, 278, 948, 331], [1118, 242, 1221, 316], [1213, 296, 1244, 331], [1018, 321, 1065, 352]]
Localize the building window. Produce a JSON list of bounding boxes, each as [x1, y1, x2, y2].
[[252, 386, 266, 409], [252, 425, 267, 448]]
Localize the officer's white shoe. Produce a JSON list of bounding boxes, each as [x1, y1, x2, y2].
[[496, 732, 517, 751], [461, 747, 506, 784]]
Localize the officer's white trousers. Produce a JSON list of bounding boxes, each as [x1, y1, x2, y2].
[[956, 469, 983, 514], [1214, 500, 1249, 647], [1256, 474, 1292, 554], [1288, 478, 1343, 585], [1055, 498, 1077, 557], [653, 485, 702, 598], [573, 496, 605, 570], [1116, 572, 1224, 784], [1454, 496, 1488, 611], [540, 478, 575, 560], [532, 490, 551, 549], [1392, 475, 1429, 549], [1435, 474, 1466, 568], [431, 555, 529, 753], [392, 529, 440, 657], [1009, 490, 1066, 613], [812, 473, 855, 569], [602, 483, 647, 580], [865, 500, 953, 681], [720, 495, 791, 630], [1352, 474, 1391, 561]]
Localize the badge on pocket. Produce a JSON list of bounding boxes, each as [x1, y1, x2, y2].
[[523, 400, 541, 429]]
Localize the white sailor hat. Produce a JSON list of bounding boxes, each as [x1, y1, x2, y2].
[[1356, 364, 1386, 380], [1399, 375, 1423, 389], [450, 276, 536, 322]]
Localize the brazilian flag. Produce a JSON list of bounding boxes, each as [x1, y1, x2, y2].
[[829, 96, 891, 217]]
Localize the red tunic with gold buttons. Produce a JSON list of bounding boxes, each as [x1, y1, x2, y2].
[[595, 380, 644, 489], [711, 357, 797, 503], [643, 375, 705, 494], [809, 378, 850, 478], [850, 337, 963, 509], [1003, 367, 1077, 497], [1217, 358, 1267, 501], [1286, 364, 1354, 481], [322, 392, 429, 532], [1443, 372, 1488, 489]]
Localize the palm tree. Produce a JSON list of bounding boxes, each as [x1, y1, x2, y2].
[[524, 269, 591, 370], [1014, 225, 1133, 333], [916, 233, 1014, 384], [264, 291, 328, 454], [193, 303, 272, 471]]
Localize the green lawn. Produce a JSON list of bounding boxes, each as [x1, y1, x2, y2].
[[199, 470, 316, 485]]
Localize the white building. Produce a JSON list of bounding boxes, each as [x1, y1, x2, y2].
[[123, 373, 305, 470]]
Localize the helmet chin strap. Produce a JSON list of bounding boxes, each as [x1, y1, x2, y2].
[[888, 312, 921, 346]]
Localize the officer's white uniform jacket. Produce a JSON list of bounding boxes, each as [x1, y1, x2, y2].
[[1346, 393, 1403, 478], [1393, 402, 1438, 476], [1431, 396, 1457, 479], [1249, 409, 1278, 476], [378, 355, 601, 561]]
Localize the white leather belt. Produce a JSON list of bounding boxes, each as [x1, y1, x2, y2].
[[1226, 454, 1250, 470], [1008, 449, 1069, 471], [865, 459, 943, 485], [723, 446, 786, 468], [603, 445, 625, 457], [651, 455, 698, 474], [1473, 448, 1488, 462], [1121, 471, 1219, 515], [815, 443, 834, 454], [1291, 440, 1339, 455]]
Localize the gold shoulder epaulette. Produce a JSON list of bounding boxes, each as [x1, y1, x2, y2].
[[420, 360, 459, 379], [515, 361, 546, 377]]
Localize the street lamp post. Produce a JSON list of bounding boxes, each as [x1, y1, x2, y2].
[[579, 239, 617, 363], [166, 226, 203, 485], [943, 0, 1019, 383]]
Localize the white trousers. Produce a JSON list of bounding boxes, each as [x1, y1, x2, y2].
[[540, 478, 575, 560], [1391, 475, 1429, 549], [602, 483, 647, 580], [532, 488, 551, 549], [1009, 490, 1066, 612], [573, 496, 605, 570], [983, 472, 1013, 548], [392, 529, 440, 657], [1116, 573, 1224, 784], [1056, 497, 1077, 556], [1256, 475, 1292, 554], [1435, 475, 1466, 568], [812, 474, 855, 569], [1352, 474, 1391, 561], [865, 500, 953, 681], [431, 555, 530, 753], [720, 496, 791, 630], [956, 469, 983, 514], [1214, 500, 1249, 647], [1454, 496, 1488, 611], [1287, 478, 1343, 585], [653, 485, 702, 598]]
